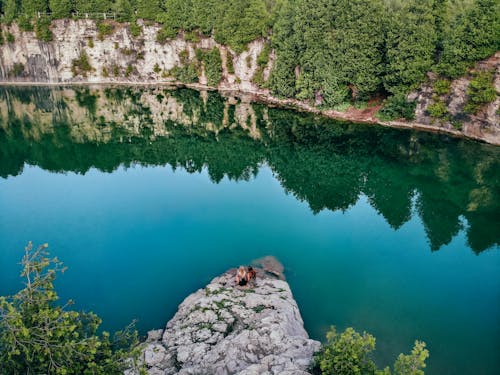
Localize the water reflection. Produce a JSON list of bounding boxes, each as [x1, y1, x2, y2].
[[1, 86, 499, 253]]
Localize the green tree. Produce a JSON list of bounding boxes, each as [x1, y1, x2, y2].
[[315, 326, 429, 375], [464, 71, 497, 113], [137, 0, 163, 20], [0, 243, 140, 374], [384, 0, 437, 95], [317, 326, 377, 375], [22, 0, 48, 16], [394, 341, 429, 375], [3, 0, 18, 24], [268, 0, 299, 98], [437, 0, 500, 77], [328, 0, 385, 98], [49, 0, 72, 18], [215, 0, 270, 53]]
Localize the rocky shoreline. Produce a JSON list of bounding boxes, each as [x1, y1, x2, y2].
[[127, 260, 320, 375], [0, 20, 498, 145]]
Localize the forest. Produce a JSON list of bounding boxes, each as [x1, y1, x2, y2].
[[0, 0, 499, 115]]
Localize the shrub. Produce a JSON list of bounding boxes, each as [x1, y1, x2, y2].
[[18, 15, 33, 32], [0, 243, 141, 374], [88, 38, 94, 48], [433, 79, 451, 96], [253, 43, 271, 87], [0, 30, 4, 45], [9, 63, 25, 77], [184, 31, 200, 43], [35, 16, 53, 42], [227, 54, 235, 75], [157, 27, 176, 44], [129, 22, 142, 38], [153, 63, 161, 74], [200, 48, 222, 87], [464, 71, 497, 114], [179, 49, 190, 65], [7, 32, 15, 43], [112, 64, 120, 77], [97, 21, 115, 41], [71, 51, 93, 77], [170, 62, 199, 83], [314, 326, 429, 375], [377, 94, 416, 121], [316, 327, 377, 375], [125, 64, 134, 77], [427, 100, 448, 119]]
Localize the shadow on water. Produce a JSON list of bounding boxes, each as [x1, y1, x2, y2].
[[1, 86, 498, 254]]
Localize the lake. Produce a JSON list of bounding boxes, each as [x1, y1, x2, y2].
[[0, 86, 499, 374]]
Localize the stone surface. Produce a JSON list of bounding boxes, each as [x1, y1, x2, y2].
[[131, 265, 320, 375]]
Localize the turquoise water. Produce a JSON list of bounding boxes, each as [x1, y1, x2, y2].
[[0, 87, 499, 374]]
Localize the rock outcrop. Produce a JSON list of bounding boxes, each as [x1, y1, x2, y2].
[[128, 265, 320, 375]]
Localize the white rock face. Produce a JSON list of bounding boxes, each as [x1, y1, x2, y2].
[[0, 19, 267, 91], [132, 270, 320, 375]]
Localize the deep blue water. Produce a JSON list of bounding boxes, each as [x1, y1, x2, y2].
[[0, 86, 499, 374]]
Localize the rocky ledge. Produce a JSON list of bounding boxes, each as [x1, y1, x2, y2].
[[129, 264, 320, 375]]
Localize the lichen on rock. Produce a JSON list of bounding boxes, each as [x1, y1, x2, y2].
[[129, 263, 320, 375]]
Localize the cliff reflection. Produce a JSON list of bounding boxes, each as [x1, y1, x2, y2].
[[1, 86, 498, 253]]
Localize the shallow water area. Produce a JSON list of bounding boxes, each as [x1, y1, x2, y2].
[[0, 86, 499, 375]]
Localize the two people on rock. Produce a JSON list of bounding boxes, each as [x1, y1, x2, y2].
[[235, 266, 256, 286]]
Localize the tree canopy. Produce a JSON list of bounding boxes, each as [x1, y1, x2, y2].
[[0, 0, 498, 105], [0, 243, 140, 374]]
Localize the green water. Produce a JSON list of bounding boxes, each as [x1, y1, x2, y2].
[[0, 87, 499, 374]]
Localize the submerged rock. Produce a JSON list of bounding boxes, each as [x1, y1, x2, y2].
[[132, 267, 320, 375]]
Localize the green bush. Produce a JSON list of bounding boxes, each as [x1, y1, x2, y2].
[[7, 32, 15, 43], [316, 327, 377, 375], [129, 21, 142, 38], [71, 51, 93, 77], [0, 243, 141, 374], [433, 79, 451, 96], [227, 54, 235, 75], [157, 27, 177, 44], [464, 71, 497, 114], [201, 48, 223, 87], [427, 100, 448, 119], [170, 62, 199, 84], [315, 326, 429, 375], [0, 30, 4, 45], [377, 95, 416, 121], [35, 16, 53, 42], [97, 21, 115, 41], [253, 43, 271, 87], [9, 63, 25, 77]]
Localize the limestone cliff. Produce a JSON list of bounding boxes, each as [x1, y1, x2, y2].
[[0, 19, 498, 145], [126, 263, 320, 375]]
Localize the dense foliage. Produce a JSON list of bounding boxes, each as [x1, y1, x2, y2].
[[0, 243, 140, 374], [315, 326, 429, 375], [1, 0, 498, 98]]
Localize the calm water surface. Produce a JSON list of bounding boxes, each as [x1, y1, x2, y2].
[[0, 87, 499, 374]]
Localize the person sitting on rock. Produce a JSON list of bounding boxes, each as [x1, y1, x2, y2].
[[235, 266, 248, 286], [246, 266, 257, 283]]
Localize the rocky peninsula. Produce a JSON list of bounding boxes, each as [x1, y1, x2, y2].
[[127, 259, 320, 375]]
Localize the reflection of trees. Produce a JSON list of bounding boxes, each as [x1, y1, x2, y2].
[[0, 87, 498, 254]]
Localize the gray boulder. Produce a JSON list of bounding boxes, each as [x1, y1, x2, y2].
[[133, 268, 320, 375]]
